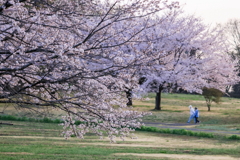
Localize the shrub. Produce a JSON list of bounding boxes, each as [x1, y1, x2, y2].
[[0, 115, 64, 124], [202, 87, 223, 111], [228, 135, 240, 140], [137, 126, 214, 138], [0, 115, 17, 120], [196, 132, 214, 138]]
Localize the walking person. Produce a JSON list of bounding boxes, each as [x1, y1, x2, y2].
[[187, 105, 195, 123], [194, 107, 200, 124]]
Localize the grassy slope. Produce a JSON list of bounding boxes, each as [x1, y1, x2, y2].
[[0, 121, 240, 160], [0, 93, 240, 159], [134, 93, 240, 129]]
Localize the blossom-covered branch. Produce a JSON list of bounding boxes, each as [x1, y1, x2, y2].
[[0, 0, 178, 142]]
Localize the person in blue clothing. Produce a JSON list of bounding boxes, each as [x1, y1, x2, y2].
[[194, 107, 200, 124], [187, 105, 195, 123]]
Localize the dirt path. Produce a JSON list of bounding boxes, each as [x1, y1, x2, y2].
[[144, 122, 240, 135]]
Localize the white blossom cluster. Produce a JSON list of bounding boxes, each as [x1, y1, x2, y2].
[[0, 0, 179, 142], [136, 10, 239, 95]]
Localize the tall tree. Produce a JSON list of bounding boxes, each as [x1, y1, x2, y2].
[[139, 11, 239, 110], [0, 0, 179, 142], [224, 19, 240, 97]]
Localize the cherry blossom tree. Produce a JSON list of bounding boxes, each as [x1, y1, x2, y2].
[[138, 11, 239, 110], [224, 19, 240, 97], [0, 0, 180, 142]]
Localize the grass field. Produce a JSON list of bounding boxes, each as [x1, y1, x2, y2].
[[136, 93, 240, 126], [1, 93, 240, 160]]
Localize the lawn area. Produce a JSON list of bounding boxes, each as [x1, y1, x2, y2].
[[0, 93, 240, 160], [134, 93, 240, 126], [0, 121, 240, 160]]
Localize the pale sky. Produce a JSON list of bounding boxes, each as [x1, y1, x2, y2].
[[177, 0, 240, 25]]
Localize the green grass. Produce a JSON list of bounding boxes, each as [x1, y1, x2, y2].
[[134, 93, 240, 125], [1, 93, 240, 159], [0, 115, 63, 123], [196, 124, 240, 131], [1, 139, 239, 160], [228, 135, 240, 140], [137, 126, 215, 138], [143, 93, 205, 101], [1, 121, 240, 160], [137, 126, 240, 141]]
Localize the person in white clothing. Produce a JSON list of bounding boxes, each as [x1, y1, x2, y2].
[[187, 105, 195, 123]]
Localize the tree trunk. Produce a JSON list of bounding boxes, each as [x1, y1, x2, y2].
[[126, 89, 132, 106], [155, 87, 163, 110], [207, 105, 211, 111]]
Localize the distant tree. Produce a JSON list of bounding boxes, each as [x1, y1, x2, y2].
[[139, 11, 238, 110], [202, 87, 223, 111], [224, 19, 240, 97]]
